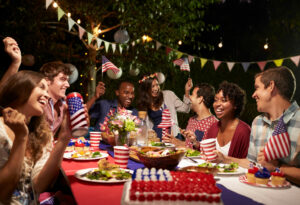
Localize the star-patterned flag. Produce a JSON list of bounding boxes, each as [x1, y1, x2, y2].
[[67, 93, 88, 132], [264, 116, 291, 161], [102, 56, 120, 74], [173, 58, 184, 66], [157, 108, 173, 137]]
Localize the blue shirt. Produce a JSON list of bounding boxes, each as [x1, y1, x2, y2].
[[89, 99, 138, 131]]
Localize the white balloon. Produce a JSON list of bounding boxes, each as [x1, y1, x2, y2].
[[65, 63, 78, 84], [107, 68, 122, 79], [114, 29, 130, 43], [156, 72, 165, 84], [129, 68, 140, 76]]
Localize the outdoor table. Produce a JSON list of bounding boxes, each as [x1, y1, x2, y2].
[[61, 142, 300, 205]]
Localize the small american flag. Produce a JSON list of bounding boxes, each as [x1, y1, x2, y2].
[[264, 116, 291, 161], [173, 58, 184, 66], [102, 56, 120, 74], [173, 57, 190, 72], [67, 93, 88, 132], [157, 108, 173, 137]]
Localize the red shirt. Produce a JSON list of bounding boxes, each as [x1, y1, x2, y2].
[[185, 115, 218, 148]]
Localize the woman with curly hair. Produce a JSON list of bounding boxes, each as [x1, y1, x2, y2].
[[137, 74, 193, 140], [0, 70, 72, 204], [206, 81, 251, 158]]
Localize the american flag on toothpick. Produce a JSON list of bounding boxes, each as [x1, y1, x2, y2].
[[102, 56, 120, 74], [264, 116, 291, 161]]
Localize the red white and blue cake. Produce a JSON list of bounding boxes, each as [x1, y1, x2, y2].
[[122, 168, 222, 205]]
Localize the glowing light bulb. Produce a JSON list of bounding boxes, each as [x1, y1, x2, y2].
[[80, 83, 83, 86], [218, 41, 223, 48], [67, 13, 71, 17], [142, 35, 148, 41], [80, 74, 83, 77], [98, 29, 101, 34], [77, 19, 81, 24], [53, 2, 58, 8], [178, 40, 182, 45], [90, 78, 94, 81], [264, 43, 269, 50], [86, 93, 89, 96]]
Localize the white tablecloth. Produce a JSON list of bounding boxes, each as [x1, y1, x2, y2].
[[178, 158, 300, 205]]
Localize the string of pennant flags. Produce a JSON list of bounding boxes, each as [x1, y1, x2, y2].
[[45, 0, 300, 73]]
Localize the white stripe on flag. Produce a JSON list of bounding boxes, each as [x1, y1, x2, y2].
[[70, 108, 85, 121], [71, 114, 86, 127], [73, 121, 88, 129], [274, 135, 284, 158], [268, 137, 276, 160], [281, 133, 290, 156]]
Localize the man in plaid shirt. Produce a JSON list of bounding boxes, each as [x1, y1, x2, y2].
[[218, 66, 300, 186]]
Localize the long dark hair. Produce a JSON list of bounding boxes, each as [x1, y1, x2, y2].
[[0, 70, 52, 162], [137, 77, 163, 111]]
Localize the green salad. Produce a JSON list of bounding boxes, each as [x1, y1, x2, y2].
[[85, 169, 131, 181], [217, 162, 239, 173], [150, 142, 166, 147], [185, 149, 201, 157], [198, 162, 215, 168], [91, 151, 101, 158]]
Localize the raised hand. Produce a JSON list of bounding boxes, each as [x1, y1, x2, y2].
[[95, 81, 106, 99], [3, 37, 21, 66], [185, 78, 193, 93], [57, 104, 72, 143], [2, 107, 28, 140]]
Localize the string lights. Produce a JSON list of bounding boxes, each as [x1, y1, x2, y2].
[[218, 37, 223, 48], [264, 38, 269, 50], [178, 40, 182, 45]]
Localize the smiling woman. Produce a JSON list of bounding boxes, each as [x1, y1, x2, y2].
[[206, 81, 251, 159], [0, 70, 72, 204]]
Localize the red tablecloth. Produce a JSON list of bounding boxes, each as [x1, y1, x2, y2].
[[61, 151, 124, 205]]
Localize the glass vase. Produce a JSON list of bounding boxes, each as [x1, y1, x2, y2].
[[114, 130, 130, 146]]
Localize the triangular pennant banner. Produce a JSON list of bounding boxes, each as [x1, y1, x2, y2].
[[46, 0, 53, 9], [156, 41, 162, 50], [119, 44, 123, 54], [188, 55, 194, 63], [227, 62, 235, 72], [273, 59, 283, 67], [112, 44, 116, 53], [68, 18, 75, 31], [257, 61, 267, 71], [87, 32, 93, 45], [200, 58, 208, 68], [176, 51, 183, 59], [78, 25, 85, 39], [96, 38, 102, 48], [104, 41, 110, 53], [213, 60, 221, 71], [241, 62, 250, 72], [166, 47, 172, 55], [291, 56, 300, 67], [57, 7, 65, 21]]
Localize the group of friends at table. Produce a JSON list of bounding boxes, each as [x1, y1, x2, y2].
[[0, 36, 299, 205]]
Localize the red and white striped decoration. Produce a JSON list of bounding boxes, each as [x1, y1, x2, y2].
[[157, 108, 173, 137], [264, 116, 291, 161]]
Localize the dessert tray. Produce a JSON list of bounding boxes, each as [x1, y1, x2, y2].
[[239, 175, 291, 188]]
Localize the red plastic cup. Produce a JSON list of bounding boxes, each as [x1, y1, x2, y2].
[[113, 146, 129, 169], [90, 131, 102, 150], [200, 138, 217, 161], [66, 92, 88, 137]]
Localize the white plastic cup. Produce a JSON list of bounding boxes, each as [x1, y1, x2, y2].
[[200, 138, 217, 161], [90, 131, 102, 150], [114, 146, 129, 169]]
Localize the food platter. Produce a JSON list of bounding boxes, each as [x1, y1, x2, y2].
[[63, 151, 108, 161], [239, 175, 291, 188], [216, 163, 246, 175], [74, 168, 132, 183]]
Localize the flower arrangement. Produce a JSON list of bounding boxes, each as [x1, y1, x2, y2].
[[100, 108, 140, 145]]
